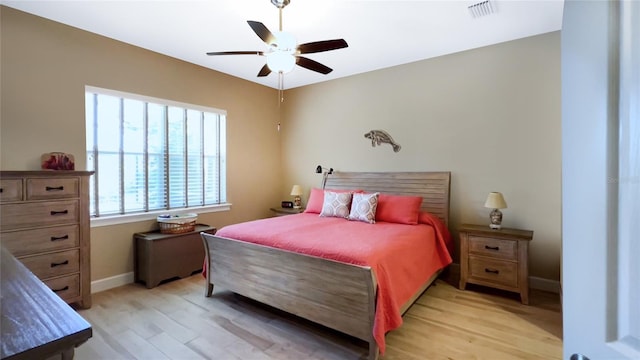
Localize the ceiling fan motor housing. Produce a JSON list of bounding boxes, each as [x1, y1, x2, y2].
[[271, 0, 290, 9]]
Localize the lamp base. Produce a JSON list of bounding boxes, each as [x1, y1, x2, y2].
[[293, 196, 301, 209], [489, 208, 503, 230]]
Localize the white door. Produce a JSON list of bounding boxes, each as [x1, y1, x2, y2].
[[562, 1, 640, 359]]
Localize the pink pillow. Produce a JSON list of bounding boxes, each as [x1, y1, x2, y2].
[[304, 188, 362, 214], [375, 194, 423, 225]]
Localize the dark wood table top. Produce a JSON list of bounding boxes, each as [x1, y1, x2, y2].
[[1, 247, 92, 360]]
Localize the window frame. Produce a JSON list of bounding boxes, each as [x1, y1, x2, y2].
[[85, 86, 230, 227]]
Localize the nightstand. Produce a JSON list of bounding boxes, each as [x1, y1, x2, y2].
[[458, 224, 533, 304], [270, 207, 304, 216]]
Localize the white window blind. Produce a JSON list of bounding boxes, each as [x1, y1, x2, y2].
[[85, 87, 226, 218]]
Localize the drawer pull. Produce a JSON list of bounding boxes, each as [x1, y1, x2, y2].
[[51, 235, 70, 241], [46, 186, 64, 191], [52, 286, 69, 293], [50, 210, 69, 216], [484, 268, 500, 274], [51, 260, 69, 267], [485, 245, 500, 251], [0, 188, 3, 193]]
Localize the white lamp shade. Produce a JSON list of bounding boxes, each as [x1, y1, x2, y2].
[[290, 185, 303, 196], [484, 192, 507, 209]]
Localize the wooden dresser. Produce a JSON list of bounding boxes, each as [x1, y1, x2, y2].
[[0, 170, 94, 308], [458, 224, 533, 304]]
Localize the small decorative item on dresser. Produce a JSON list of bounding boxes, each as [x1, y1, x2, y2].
[[290, 184, 303, 208], [484, 191, 507, 229], [458, 224, 533, 304], [41, 152, 75, 170]]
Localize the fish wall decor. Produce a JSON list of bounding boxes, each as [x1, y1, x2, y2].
[[364, 130, 401, 152]]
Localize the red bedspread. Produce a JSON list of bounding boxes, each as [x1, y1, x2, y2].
[[212, 212, 452, 354]]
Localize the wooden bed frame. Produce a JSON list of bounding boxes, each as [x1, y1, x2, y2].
[[201, 171, 451, 359]]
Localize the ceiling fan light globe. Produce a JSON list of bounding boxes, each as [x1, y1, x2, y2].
[[267, 51, 296, 73]]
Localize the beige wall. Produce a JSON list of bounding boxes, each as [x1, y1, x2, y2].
[[280, 32, 561, 281], [1, 6, 561, 283], [0, 7, 282, 281]]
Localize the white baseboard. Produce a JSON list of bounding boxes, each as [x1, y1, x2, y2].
[[529, 276, 561, 294], [91, 272, 134, 294]]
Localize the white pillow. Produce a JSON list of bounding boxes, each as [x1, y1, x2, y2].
[[349, 192, 379, 224], [319, 191, 353, 219]]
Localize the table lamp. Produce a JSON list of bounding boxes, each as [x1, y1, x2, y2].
[[290, 185, 303, 208], [484, 192, 507, 229]]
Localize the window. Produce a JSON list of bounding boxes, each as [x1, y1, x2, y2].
[[85, 86, 227, 221]]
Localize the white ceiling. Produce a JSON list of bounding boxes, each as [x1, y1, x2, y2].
[[2, 0, 564, 90]]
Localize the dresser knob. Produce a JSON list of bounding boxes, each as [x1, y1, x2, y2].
[[485, 245, 500, 251], [484, 268, 500, 274], [51, 235, 69, 241], [50, 210, 69, 216], [45, 186, 64, 191]]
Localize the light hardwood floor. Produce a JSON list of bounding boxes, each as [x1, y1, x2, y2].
[[75, 275, 562, 360]]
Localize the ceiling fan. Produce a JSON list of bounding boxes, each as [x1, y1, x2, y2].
[[206, 0, 348, 78]]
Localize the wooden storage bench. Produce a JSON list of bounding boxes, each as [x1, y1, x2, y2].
[[134, 224, 216, 288]]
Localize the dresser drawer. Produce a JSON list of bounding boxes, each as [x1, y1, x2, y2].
[[468, 235, 517, 260], [2, 225, 80, 257], [26, 177, 79, 200], [19, 249, 80, 279], [0, 179, 23, 202], [468, 256, 518, 288], [44, 274, 81, 302], [1, 200, 79, 230]]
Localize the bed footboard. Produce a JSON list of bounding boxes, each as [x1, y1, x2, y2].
[[201, 232, 378, 358]]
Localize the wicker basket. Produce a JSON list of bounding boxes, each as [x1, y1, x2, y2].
[[157, 214, 198, 234]]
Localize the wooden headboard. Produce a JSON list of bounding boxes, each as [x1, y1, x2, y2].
[[323, 171, 451, 226]]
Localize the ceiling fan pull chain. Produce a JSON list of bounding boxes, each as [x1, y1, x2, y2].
[[279, 72, 285, 104]]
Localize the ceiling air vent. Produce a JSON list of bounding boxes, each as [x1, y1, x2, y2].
[[468, 0, 495, 18]]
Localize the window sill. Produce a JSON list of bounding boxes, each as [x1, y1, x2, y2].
[[90, 203, 232, 228]]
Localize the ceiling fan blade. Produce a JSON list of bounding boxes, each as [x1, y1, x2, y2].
[[257, 64, 272, 77], [297, 39, 348, 54], [206, 51, 264, 56], [247, 21, 276, 45], [296, 56, 333, 75]]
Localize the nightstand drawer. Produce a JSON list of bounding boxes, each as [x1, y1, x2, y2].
[[468, 256, 518, 288], [468, 235, 517, 260]]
